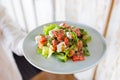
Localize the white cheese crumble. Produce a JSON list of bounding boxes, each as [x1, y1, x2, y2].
[[49, 30, 54, 37], [35, 35, 41, 44], [57, 42, 66, 52], [66, 32, 72, 39]]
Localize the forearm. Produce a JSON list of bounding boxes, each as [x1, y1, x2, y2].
[[0, 5, 27, 56]]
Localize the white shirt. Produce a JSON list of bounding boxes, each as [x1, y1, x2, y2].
[[0, 5, 26, 80]]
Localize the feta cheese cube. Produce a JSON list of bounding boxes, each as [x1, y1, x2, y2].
[[57, 42, 66, 52], [66, 32, 72, 39], [35, 35, 41, 44], [49, 30, 54, 37]]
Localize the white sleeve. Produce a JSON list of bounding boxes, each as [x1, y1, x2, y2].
[[0, 5, 27, 56]]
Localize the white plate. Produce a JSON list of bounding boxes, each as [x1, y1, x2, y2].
[[23, 21, 106, 74]]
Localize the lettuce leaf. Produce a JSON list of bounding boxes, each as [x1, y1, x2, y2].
[[44, 24, 61, 35]]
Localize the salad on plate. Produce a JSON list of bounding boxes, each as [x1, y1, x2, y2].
[[35, 22, 92, 62]]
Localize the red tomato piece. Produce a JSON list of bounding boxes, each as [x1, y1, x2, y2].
[[40, 35, 47, 43], [52, 45, 57, 51], [77, 41, 83, 51], [53, 31, 58, 37], [38, 35, 47, 48], [72, 54, 85, 61], [38, 41, 44, 49], [72, 28, 81, 36], [57, 35, 63, 41], [64, 37, 69, 45], [68, 50, 75, 57], [60, 22, 67, 27], [53, 30, 64, 41], [52, 40, 58, 51], [52, 40, 58, 46]]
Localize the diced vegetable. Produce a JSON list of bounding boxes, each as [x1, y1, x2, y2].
[[57, 42, 66, 52], [56, 52, 67, 62], [72, 28, 81, 36], [77, 41, 83, 51], [84, 51, 90, 56], [82, 35, 87, 40], [72, 54, 85, 61], [38, 35, 47, 48], [83, 31, 88, 35], [71, 32, 79, 42], [40, 35, 47, 42], [64, 37, 69, 45], [42, 46, 49, 58], [35, 35, 41, 44], [48, 45, 54, 58], [80, 29, 88, 35], [66, 32, 72, 39], [82, 40, 88, 47], [82, 47, 90, 56], [68, 50, 75, 57], [37, 47, 42, 54], [64, 49, 69, 55], [86, 36, 92, 42], [44, 24, 60, 35]]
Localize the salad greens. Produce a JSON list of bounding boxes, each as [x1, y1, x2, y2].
[[35, 22, 92, 62]]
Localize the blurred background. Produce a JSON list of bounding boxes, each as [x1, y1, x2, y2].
[[0, 0, 120, 80], [0, 0, 111, 33]]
